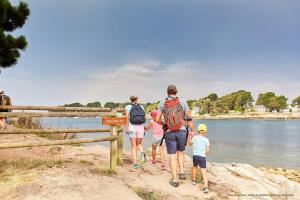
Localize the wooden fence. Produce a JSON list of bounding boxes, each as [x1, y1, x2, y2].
[[0, 105, 125, 170]]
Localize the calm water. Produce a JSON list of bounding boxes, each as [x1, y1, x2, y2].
[[41, 118, 300, 169]]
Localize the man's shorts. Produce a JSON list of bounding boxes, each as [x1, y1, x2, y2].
[[193, 155, 206, 168], [165, 130, 187, 154], [128, 124, 145, 139], [152, 135, 163, 145]]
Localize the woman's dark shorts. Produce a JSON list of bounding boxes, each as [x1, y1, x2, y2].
[[165, 130, 187, 154], [193, 155, 206, 168]]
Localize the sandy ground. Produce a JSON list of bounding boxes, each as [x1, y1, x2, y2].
[[0, 127, 299, 200]]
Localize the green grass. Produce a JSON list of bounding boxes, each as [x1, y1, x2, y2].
[[196, 170, 203, 183]]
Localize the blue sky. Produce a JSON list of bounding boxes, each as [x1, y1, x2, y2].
[[1, 0, 300, 105]]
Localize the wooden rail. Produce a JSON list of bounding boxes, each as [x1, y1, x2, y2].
[[0, 136, 116, 149], [1, 105, 111, 112], [0, 112, 116, 118], [0, 128, 112, 134], [0, 105, 125, 170]]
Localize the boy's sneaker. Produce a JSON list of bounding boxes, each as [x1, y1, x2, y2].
[[192, 180, 197, 185], [140, 152, 146, 163], [149, 160, 156, 166], [202, 187, 209, 193]]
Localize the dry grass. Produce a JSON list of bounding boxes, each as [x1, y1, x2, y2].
[[13, 117, 77, 140], [0, 158, 65, 174], [0, 158, 66, 182], [133, 187, 161, 200], [79, 160, 94, 166], [89, 168, 117, 176]]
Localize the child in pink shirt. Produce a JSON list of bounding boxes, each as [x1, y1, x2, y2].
[[145, 110, 166, 169]]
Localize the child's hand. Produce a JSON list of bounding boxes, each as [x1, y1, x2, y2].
[[125, 126, 129, 134]]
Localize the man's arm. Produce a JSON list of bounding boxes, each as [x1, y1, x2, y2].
[[188, 135, 193, 146], [185, 110, 194, 135], [155, 101, 163, 123]]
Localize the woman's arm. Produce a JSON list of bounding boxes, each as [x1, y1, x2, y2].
[[125, 108, 129, 133], [144, 122, 153, 131]]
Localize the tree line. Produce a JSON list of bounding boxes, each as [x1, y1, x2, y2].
[[63, 92, 300, 115]]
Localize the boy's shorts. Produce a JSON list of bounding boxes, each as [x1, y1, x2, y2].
[[193, 155, 206, 168], [128, 124, 144, 139], [152, 135, 163, 145], [165, 130, 186, 154]]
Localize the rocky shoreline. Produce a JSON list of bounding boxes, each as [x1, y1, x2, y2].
[[259, 166, 300, 183]]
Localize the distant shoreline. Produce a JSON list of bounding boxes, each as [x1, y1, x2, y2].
[[191, 112, 300, 120], [146, 112, 300, 120]]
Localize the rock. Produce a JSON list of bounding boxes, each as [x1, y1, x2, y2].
[[208, 162, 300, 200]]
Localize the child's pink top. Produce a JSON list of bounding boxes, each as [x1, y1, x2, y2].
[[150, 119, 164, 136]]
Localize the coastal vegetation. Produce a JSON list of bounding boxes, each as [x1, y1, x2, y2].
[[256, 92, 288, 112], [292, 96, 300, 107], [63, 90, 297, 115], [0, 0, 30, 73], [193, 90, 253, 115]]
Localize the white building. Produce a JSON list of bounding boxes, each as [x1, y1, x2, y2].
[[291, 105, 300, 112], [255, 105, 267, 112], [191, 107, 200, 116]]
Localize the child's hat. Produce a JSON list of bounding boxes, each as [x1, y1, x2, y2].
[[197, 124, 207, 132]]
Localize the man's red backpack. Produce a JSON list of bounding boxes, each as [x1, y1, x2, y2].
[[162, 97, 186, 131]]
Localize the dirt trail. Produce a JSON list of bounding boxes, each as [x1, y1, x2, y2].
[[0, 131, 299, 200]]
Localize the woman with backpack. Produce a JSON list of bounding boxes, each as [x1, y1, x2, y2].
[[125, 94, 146, 169]]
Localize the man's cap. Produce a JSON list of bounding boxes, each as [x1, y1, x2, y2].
[[167, 85, 177, 93], [197, 124, 207, 133], [0, 91, 4, 95]]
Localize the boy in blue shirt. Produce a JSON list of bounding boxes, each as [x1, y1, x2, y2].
[[188, 124, 210, 193]]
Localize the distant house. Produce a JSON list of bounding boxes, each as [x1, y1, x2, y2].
[[291, 105, 300, 112], [255, 105, 267, 112], [191, 107, 200, 116]]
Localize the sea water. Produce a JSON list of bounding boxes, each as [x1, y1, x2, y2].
[[41, 118, 300, 168]]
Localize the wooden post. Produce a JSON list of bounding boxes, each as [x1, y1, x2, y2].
[[110, 125, 118, 170], [117, 125, 123, 165]]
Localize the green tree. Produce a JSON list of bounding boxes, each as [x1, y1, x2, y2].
[[86, 101, 101, 107], [186, 99, 196, 110], [64, 102, 84, 107], [104, 102, 119, 109], [256, 92, 288, 111], [145, 102, 159, 113], [0, 0, 30, 72], [206, 93, 218, 101], [292, 96, 300, 107]]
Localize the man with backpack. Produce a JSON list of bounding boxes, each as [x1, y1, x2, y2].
[[125, 94, 146, 169], [156, 85, 195, 187]]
